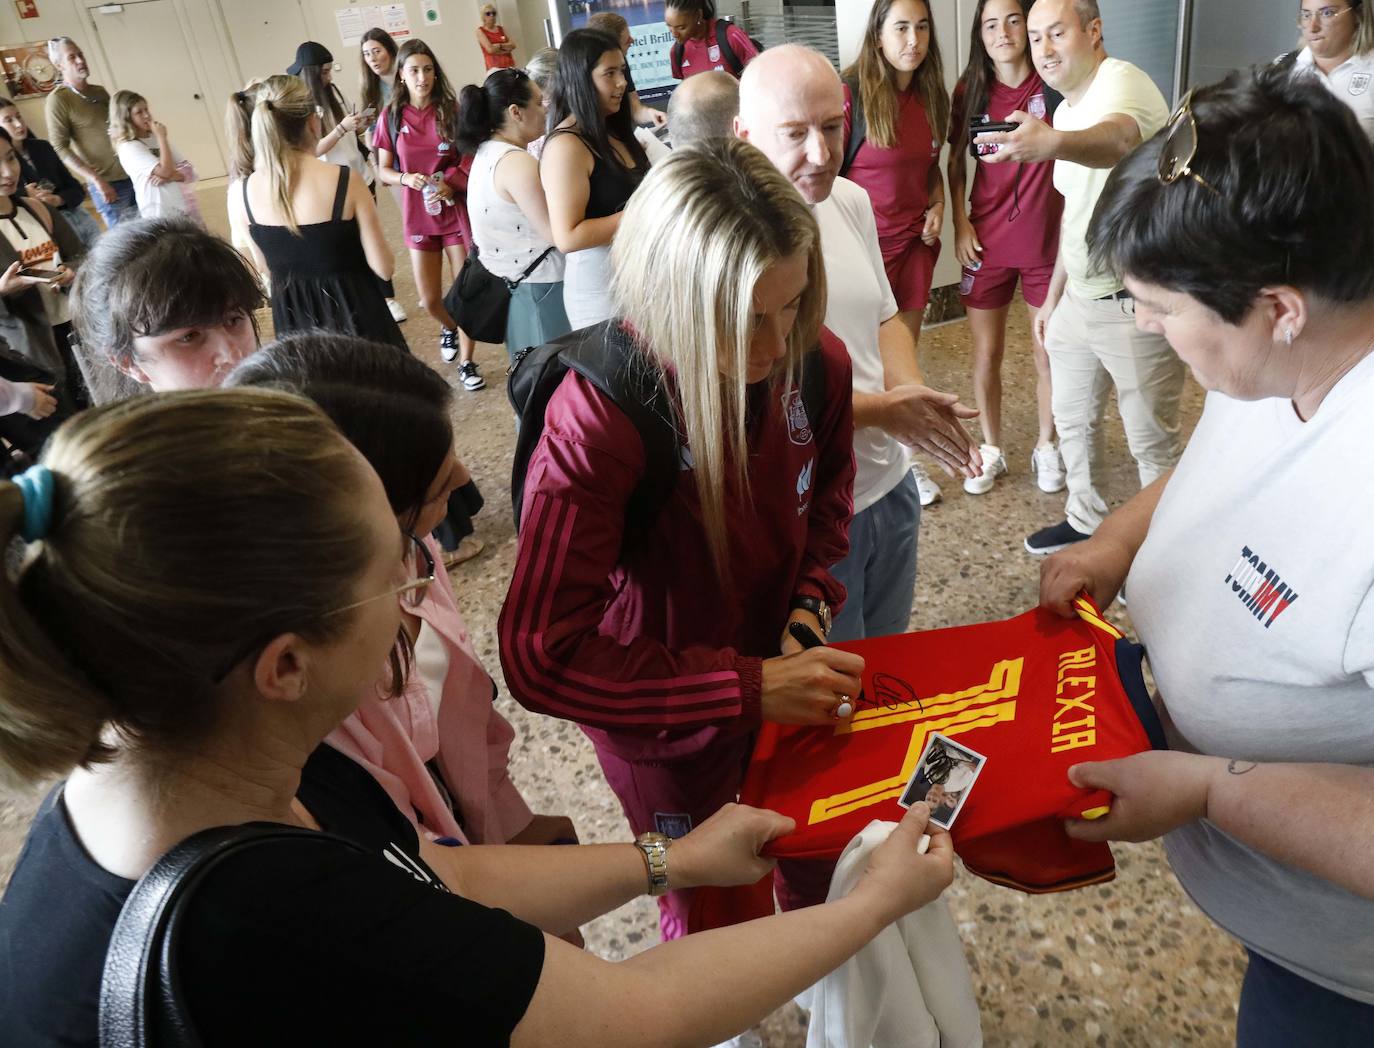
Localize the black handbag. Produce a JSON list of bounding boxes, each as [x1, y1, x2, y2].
[[99, 825, 367, 1047], [444, 244, 556, 344]]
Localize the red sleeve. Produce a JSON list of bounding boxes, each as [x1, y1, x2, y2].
[[726, 24, 760, 67], [791, 330, 856, 610], [373, 109, 395, 155], [498, 371, 764, 733], [444, 151, 472, 194]]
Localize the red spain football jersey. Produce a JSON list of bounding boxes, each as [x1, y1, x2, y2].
[[740, 599, 1165, 893]]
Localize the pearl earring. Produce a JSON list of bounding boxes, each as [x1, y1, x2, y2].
[[1285, 329, 1294, 347]]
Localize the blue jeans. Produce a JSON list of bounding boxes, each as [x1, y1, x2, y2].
[[829, 472, 920, 642], [1237, 951, 1374, 1047], [89, 177, 135, 229], [58, 205, 102, 249]]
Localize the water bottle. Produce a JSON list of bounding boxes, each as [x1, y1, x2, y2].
[[422, 173, 443, 217]]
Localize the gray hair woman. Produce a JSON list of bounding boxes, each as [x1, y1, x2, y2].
[[1040, 64, 1374, 1044]]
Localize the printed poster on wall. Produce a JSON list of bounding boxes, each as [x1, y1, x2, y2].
[[420, 0, 442, 27], [336, 4, 413, 48]]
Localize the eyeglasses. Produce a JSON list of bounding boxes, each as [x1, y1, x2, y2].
[[1297, 5, 1352, 26], [1157, 90, 1220, 196], [209, 532, 435, 683]]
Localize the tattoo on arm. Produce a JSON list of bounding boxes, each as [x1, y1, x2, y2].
[[1226, 759, 1258, 776]]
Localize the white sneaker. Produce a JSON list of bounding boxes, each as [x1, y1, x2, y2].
[[963, 444, 1007, 495], [387, 298, 407, 323], [911, 461, 942, 506], [1031, 442, 1066, 494]]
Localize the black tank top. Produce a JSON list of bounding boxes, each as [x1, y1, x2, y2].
[[547, 128, 649, 219]]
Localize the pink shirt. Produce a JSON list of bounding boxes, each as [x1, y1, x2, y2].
[[327, 535, 533, 844], [671, 19, 759, 80], [954, 72, 1063, 268], [372, 103, 472, 240], [843, 86, 942, 256]]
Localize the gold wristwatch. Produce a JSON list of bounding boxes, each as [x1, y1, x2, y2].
[[634, 832, 672, 896]]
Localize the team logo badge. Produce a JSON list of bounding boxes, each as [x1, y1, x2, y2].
[[1029, 93, 1047, 119], [1350, 72, 1371, 96], [708, 43, 722, 63], [782, 389, 813, 445]]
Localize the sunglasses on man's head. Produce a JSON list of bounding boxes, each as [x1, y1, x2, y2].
[[1157, 90, 1220, 197]]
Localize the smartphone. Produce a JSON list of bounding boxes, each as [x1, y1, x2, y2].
[[969, 120, 1018, 158], [361, 106, 377, 120], [21, 267, 62, 280]]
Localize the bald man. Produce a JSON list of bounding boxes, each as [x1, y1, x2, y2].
[[667, 70, 739, 147], [972, 0, 1183, 556], [736, 47, 979, 648]]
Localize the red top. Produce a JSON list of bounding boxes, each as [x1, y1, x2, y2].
[[498, 331, 856, 764], [671, 19, 759, 80], [373, 103, 472, 239], [481, 25, 515, 70], [843, 85, 942, 255], [954, 71, 1063, 268]]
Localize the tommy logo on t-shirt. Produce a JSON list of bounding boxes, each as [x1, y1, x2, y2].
[[1223, 545, 1299, 629]]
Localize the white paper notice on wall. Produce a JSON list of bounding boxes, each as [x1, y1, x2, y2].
[[420, 0, 442, 27], [336, 4, 413, 47]]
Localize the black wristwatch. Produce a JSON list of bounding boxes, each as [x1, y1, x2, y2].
[[789, 595, 832, 637]]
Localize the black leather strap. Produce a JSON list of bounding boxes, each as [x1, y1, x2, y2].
[[99, 824, 367, 1048]]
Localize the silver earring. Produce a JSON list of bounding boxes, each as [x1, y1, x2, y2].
[[1284, 329, 1294, 347]]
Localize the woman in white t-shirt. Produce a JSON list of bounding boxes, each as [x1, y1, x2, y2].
[[457, 68, 569, 357], [109, 90, 200, 222], [1040, 67, 1374, 1044]]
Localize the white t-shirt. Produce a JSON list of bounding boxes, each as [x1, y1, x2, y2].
[[1053, 57, 1168, 299], [815, 177, 909, 513], [1292, 47, 1374, 144], [116, 135, 194, 219], [1126, 349, 1374, 1004]]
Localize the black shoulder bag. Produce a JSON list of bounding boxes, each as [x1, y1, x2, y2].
[[444, 244, 557, 345]]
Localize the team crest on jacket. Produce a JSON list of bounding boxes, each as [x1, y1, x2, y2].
[[1029, 93, 1047, 119], [782, 389, 813, 445], [1351, 73, 1371, 96]]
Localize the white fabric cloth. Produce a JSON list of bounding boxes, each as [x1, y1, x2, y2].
[[0, 375, 35, 417], [469, 140, 564, 283], [798, 820, 983, 1048], [320, 93, 375, 187], [562, 244, 614, 329], [1127, 347, 1374, 1004], [815, 178, 910, 514], [115, 135, 194, 219], [1052, 57, 1168, 298], [1293, 46, 1374, 143]]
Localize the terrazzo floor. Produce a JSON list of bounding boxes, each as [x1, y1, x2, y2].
[[0, 180, 1242, 1046]]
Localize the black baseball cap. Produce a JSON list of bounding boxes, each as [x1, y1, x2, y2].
[[287, 41, 334, 75]]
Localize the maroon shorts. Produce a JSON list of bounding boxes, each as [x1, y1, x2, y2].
[[958, 260, 1055, 310], [881, 235, 941, 314], [408, 229, 468, 252]]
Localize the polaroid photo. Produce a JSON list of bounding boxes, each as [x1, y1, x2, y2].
[[898, 732, 988, 831]]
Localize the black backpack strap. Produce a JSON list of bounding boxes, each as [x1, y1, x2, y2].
[[798, 344, 827, 436], [671, 39, 685, 79], [1042, 84, 1064, 122], [716, 18, 744, 78], [841, 76, 866, 176], [100, 825, 368, 1048], [387, 102, 402, 150]]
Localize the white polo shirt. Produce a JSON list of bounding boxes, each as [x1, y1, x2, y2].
[[1292, 47, 1374, 144], [814, 177, 911, 514]]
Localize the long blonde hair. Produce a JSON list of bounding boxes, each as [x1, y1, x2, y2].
[[610, 138, 826, 577], [0, 389, 378, 787], [844, 0, 950, 149], [108, 89, 148, 146], [248, 74, 316, 233]]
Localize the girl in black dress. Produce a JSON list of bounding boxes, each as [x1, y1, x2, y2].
[[227, 74, 405, 351]]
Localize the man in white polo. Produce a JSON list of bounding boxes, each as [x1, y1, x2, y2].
[[736, 45, 980, 647], [977, 0, 1184, 555]]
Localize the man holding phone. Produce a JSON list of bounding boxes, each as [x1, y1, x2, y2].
[[973, 0, 1183, 557]]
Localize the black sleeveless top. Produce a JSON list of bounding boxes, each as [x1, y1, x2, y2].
[[546, 129, 649, 219], [243, 165, 407, 351]]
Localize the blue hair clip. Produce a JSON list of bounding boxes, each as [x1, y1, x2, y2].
[[12, 464, 55, 542]]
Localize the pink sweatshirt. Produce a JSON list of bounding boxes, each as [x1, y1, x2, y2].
[[327, 535, 534, 844]]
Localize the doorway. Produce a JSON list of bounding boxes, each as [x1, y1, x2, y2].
[[85, 0, 227, 179]]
